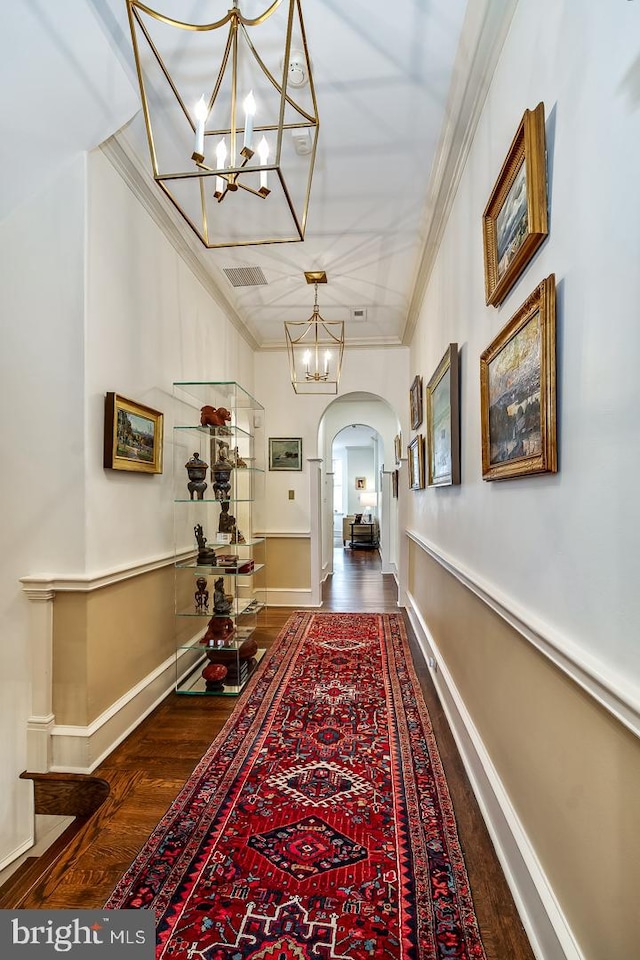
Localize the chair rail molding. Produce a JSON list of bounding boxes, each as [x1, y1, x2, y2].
[[406, 529, 640, 739]]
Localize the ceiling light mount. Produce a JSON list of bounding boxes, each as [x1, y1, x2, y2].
[[127, 0, 319, 249], [285, 272, 344, 394]]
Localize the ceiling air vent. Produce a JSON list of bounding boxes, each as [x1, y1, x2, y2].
[[350, 307, 368, 322], [223, 266, 268, 287]]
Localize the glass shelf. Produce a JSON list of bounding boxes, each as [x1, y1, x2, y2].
[[176, 599, 265, 619]]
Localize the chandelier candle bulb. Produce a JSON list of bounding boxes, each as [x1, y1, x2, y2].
[[258, 136, 270, 194], [303, 350, 310, 375], [241, 91, 256, 157], [192, 95, 208, 162], [324, 350, 330, 375], [214, 138, 227, 198]]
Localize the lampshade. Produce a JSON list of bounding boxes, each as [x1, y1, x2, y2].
[[285, 271, 345, 394], [127, 0, 319, 248]]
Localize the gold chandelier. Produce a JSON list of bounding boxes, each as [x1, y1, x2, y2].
[[127, 0, 319, 248], [285, 272, 345, 394]]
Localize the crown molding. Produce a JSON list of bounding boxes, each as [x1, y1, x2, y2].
[[402, 0, 519, 345], [99, 130, 261, 353]]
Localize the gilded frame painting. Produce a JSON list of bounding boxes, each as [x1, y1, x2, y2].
[[482, 102, 548, 307], [408, 435, 425, 490], [409, 375, 423, 430], [104, 392, 164, 474], [480, 275, 557, 481], [426, 343, 461, 487]]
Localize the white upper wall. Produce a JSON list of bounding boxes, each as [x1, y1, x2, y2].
[[254, 347, 408, 533], [85, 149, 256, 572], [407, 0, 640, 695], [0, 155, 87, 864]]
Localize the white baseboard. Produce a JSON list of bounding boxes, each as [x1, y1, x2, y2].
[[406, 592, 583, 960], [265, 588, 320, 608], [49, 646, 201, 774]]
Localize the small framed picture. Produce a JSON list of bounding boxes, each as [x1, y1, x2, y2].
[[482, 102, 548, 307], [104, 393, 163, 474], [355, 477, 366, 490], [392, 469, 399, 498], [269, 437, 302, 471], [410, 375, 423, 430], [408, 435, 425, 490], [394, 433, 402, 464]]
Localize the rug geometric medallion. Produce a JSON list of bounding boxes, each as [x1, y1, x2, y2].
[[105, 612, 486, 959]]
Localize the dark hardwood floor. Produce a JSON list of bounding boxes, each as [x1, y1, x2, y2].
[[3, 546, 534, 960]]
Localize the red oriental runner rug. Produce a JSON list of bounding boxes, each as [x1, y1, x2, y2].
[[106, 612, 486, 960]]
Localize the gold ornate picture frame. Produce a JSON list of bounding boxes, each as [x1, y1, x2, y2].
[[480, 275, 557, 481], [426, 343, 460, 487], [408, 435, 425, 490], [482, 102, 548, 307], [410, 375, 423, 430], [104, 393, 164, 474]]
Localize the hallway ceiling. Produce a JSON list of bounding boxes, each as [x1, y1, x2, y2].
[[5, 1, 514, 351]]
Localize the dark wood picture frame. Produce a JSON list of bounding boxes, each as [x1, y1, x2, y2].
[[104, 392, 164, 474], [482, 102, 548, 307], [426, 343, 460, 487], [410, 375, 423, 430], [268, 437, 302, 471], [408, 435, 425, 490], [480, 275, 557, 481]]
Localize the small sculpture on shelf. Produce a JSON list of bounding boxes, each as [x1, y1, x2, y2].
[[200, 406, 232, 434], [218, 501, 245, 543], [194, 524, 217, 565], [194, 576, 209, 614], [233, 446, 248, 468], [213, 576, 233, 615], [212, 439, 234, 501], [185, 452, 208, 500], [201, 615, 235, 647], [201, 661, 228, 692]]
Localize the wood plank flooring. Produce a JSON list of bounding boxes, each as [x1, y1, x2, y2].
[[5, 547, 535, 960]]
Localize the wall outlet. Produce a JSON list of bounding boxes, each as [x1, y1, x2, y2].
[[428, 657, 437, 671]]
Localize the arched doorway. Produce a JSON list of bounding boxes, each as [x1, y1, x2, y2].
[[318, 392, 400, 583]]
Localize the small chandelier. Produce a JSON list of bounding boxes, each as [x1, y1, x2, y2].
[[127, 0, 319, 248], [285, 272, 345, 394]]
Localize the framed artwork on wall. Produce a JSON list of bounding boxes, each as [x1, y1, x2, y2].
[[392, 469, 399, 498], [268, 437, 302, 470], [410, 375, 423, 429], [480, 274, 557, 481], [104, 392, 164, 474], [482, 102, 548, 307], [394, 433, 402, 464], [408, 435, 425, 490], [355, 476, 366, 490], [426, 343, 460, 487]]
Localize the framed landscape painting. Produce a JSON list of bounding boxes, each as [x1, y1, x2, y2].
[[408, 435, 425, 490], [410, 375, 423, 430], [269, 437, 302, 470], [426, 343, 460, 487], [480, 275, 557, 481], [104, 393, 164, 474], [482, 102, 548, 307]]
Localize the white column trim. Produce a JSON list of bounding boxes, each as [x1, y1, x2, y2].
[[406, 529, 640, 738], [308, 459, 323, 607]]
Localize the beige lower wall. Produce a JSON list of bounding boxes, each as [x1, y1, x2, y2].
[[52, 542, 309, 729], [53, 565, 176, 726], [262, 537, 310, 590], [409, 541, 640, 960]]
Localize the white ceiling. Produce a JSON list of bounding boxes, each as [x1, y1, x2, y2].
[[3, 1, 515, 352]]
